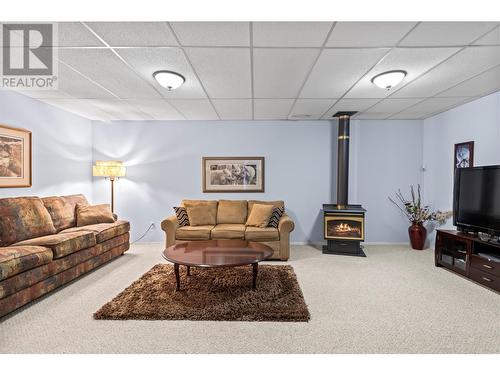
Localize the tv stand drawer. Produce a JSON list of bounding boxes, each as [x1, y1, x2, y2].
[[470, 255, 500, 277], [469, 267, 500, 291]]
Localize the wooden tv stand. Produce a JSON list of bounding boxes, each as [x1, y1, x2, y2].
[[435, 229, 500, 292]]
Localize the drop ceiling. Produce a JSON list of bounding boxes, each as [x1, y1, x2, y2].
[[4, 21, 500, 121]]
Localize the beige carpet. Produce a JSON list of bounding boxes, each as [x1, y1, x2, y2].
[[0, 243, 499, 353]]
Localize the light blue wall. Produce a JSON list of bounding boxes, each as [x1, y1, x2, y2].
[[5, 88, 496, 246], [0, 90, 93, 200], [423, 91, 500, 244], [92, 118, 426, 244], [350, 119, 424, 243], [92, 120, 337, 243]]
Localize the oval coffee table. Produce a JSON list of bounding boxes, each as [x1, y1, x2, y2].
[[162, 239, 274, 291]]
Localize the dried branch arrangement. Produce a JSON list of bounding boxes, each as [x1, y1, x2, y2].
[[389, 185, 452, 225]]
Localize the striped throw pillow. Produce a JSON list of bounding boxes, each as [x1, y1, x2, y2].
[[268, 206, 284, 228], [173, 207, 190, 227]]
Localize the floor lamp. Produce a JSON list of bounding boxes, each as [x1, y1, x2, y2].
[[92, 160, 126, 213]]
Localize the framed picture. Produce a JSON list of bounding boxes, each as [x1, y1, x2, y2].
[[0, 124, 32, 188], [454, 141, 474, 169], [202, 157, 264, 192]]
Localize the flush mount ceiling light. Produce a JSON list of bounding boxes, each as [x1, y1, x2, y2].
[[371, 70, 407, 90], [153, 70, 185, 91]]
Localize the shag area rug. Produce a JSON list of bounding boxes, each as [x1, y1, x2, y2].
[[94, 264, 310, 322]]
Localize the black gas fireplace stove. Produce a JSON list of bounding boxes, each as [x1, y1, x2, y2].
[[323, 111, 366, 257]]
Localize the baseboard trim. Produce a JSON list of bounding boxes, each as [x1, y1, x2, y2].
[[363, 242, 408, 246], [291, 241, 324, 246], [135, 241, 410, 247], [291, 241, 409, 246]]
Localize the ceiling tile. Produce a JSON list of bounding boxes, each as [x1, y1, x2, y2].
[[59, 49, 161, 99], [289, 99, 335, 120], [345, 47, 459, 98], [57, 63, 116, 98], [170, 22, 249, 46], [300, 48, 389, 98], [10, 88, 74, 99], [169, 99, 218, 120], [354, 113, 392, 120], [474, 26, 500, 45], [57, 22, 105, 47], [254, 99, 294, 120], [185, 48, 251, 98], [389, 97, 473, 119], [84, 99, 154, 120], [436, 65, 500, 97], [392, 46, 500, 98], [359, 98, 423, 118], [253, 22, 332, 47], [42, 99, 114, 120], [211, 99, 252, 120], [254, 48, 320, 98], [326, 22, 416, 47], [117, 47, 206, 99], [400, 22, 498, 46], [86, 22, 177, 46], [124, 99, 184, 120], [322, 98, 381, 118]]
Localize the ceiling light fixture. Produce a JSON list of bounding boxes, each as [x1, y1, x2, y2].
[[371, 70, 407, 90], [153, 70, 185, 91]]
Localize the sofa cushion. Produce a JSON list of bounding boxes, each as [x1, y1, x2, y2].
[[60, 220, 130, 243], [42, 194, 88, 231], [176, 225, 214, 240], [245, 227, 280, 241], [248, 200, 285, 212], [0, 197, 57, 247], [268, 206, 285, 228], [0, 246, 53, 281], [211, 224, 246, 239], [246, 204, 275, 228], [173, 207, 190, 227], [76, 204, 115, 227], [0, 233, 129, 300], [14, 231, 96, 259], [217, 200, 247, 224], [184, 201, 217, 226]]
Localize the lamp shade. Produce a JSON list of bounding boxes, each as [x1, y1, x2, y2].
[[92, 160, 126, 178]]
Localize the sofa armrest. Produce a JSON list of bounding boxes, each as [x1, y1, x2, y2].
[[161, 215, 179, 247], [278, 214, 295, 234]]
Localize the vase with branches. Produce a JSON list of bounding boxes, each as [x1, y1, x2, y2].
[[389, 185, 452, 250]]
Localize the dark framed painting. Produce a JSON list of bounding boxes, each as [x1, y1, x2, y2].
[[202, 157, 265, 193], [454, 141, 474, 169], [0, 124, 32, 188]]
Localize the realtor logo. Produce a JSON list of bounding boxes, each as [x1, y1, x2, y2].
[[1, 23, 58, 89]]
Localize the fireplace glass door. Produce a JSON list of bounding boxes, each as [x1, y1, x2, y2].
[[324, 216, 364, 241]]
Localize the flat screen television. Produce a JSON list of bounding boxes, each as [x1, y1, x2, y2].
[[454, 165, 500, 235]]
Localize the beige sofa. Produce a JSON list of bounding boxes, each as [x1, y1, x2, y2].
[[161, 200, 294, 260]]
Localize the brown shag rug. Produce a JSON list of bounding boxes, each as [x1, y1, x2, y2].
[[94, 264, 310, 322]]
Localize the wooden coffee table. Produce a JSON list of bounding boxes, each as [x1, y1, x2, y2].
[[162, 239, 274, 291]]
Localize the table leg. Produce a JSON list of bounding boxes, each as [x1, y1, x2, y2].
[[252, 263, 258, 289], [174, 263, 180, 291]]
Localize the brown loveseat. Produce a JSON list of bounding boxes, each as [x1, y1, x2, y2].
[[0, 194, 130, 318], [161, 200, 294, 260]]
